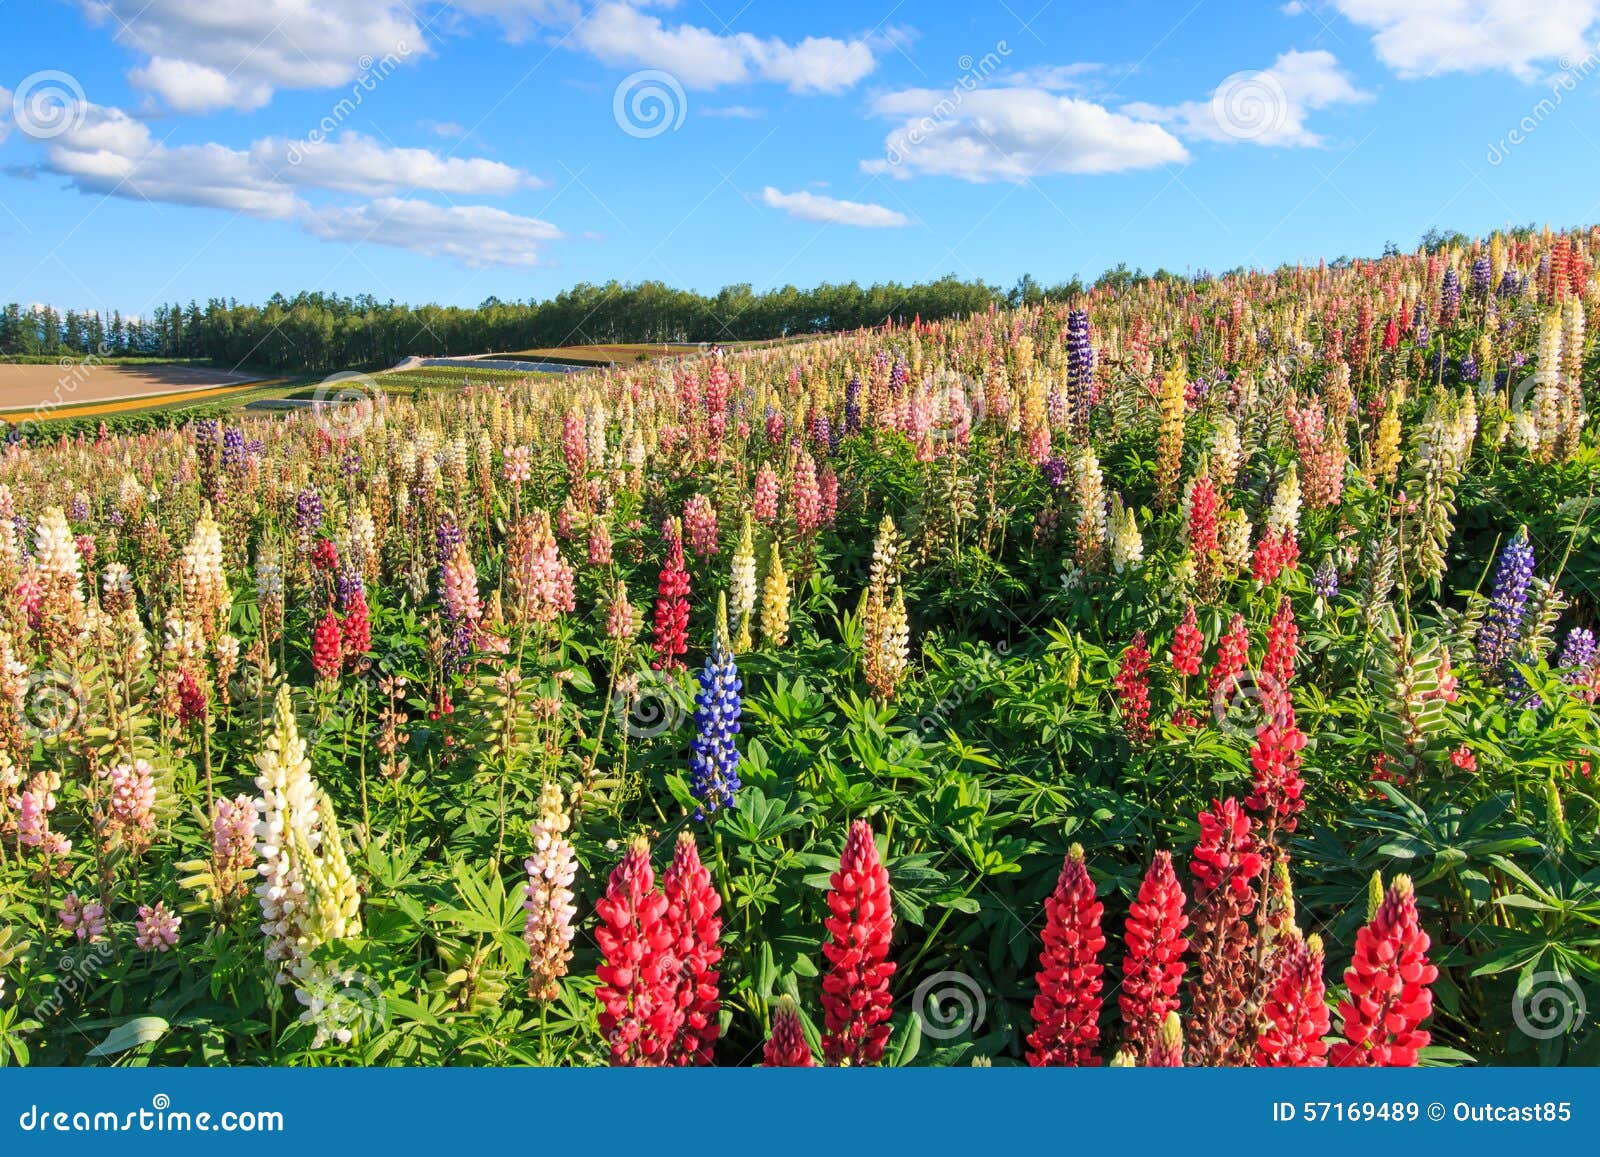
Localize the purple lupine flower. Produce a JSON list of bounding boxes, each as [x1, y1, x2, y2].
[[336, 568, 365, 612], [1498, 270, 1522, 299], [1560, 628, 1597, 678], [688, 616, 742, 819], [1066, 307, 1093, 436], [221, 426, 245, 472], [1471, 254, 1492, 298], [69, 494, 89, 523], [1441, 268, 1461, 320], [810, 410, 832, 455], [889, 357, 908, 396], [844, 375, 863, 435], [1461, 351, 1479, 382], [1476, 528, 1536, 672], [295, 487, 323, 534], [1041, 456, 1069, 488], [1312, 557, 1339, 600]]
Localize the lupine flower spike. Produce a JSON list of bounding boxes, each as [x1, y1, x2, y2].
[[1027, 844, 1105, 1066], [821, 820, 896, 1066]]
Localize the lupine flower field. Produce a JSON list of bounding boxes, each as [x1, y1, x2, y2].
[[1, 227, 1598, 1069]]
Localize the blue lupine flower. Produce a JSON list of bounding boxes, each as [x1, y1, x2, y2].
[[1312, 557, 1339, 601], [688, 607, 742, 820], [1476, 528, 1536, 672]]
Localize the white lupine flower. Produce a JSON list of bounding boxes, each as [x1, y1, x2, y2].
[[253, 688, 361, 978], [33, 508, 81, 583], [1266, 464, 1301, 539]]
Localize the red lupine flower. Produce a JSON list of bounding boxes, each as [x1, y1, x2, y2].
[[1113, 631, 1153, 746], [1187, 473, 1221, 596], [1262, 596, 1298, 691], [341, 587, 371, 661], [763, 997, 815, 1067], [595, 837, 680, 1066], [821, 820, 896, 1066], [1251, 527, 1299, 583], [1120, 850, 1189, 1057], [1450, 745, 1477, 771], [177, 667, 207, 725], [1027, 844, 1106, 1067], [1256, 932, 1331, 1067], [311, 537, 339, 573], [651, 519, 691, 671], [662, 832, 723, 1066], [312, 610, 342, 682], [1330, 875, 1436, 1067], [1382, 317, 1399, 350], [1246, 706, 1307, 832], [1170, 604, 1203, 678], [1187, 798, 1267, 1066], [1208, 613, 1250, 701]]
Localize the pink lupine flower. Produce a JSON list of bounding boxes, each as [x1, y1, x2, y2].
[[60, 892, 108, 942], [135, 901, 182, 952], [753, 464, 781, 524], [503, 445, 533, 485]]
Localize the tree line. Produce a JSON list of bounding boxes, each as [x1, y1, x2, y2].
[[1, 274, 1094, 373]]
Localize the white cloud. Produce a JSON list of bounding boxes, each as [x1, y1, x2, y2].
[[0, 87, 12, 146], [45, 104, 303, 217], [703, 105, 766, 119], [864, 87, 1187, 182], [1003, 64, 1104, 92], [760, 186, 909, 227], [573, 2, 876, 92], [84, 1, 425, 112], [1124, 50, 1369, 147], [304, 197, 562, 266], [252, 132, 541, 195], [30, 102, 558, 265], [421, 119, 468, 138], [1331, 0, 1600, 79]]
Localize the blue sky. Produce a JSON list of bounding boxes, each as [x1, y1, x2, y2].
[[4, 0, 1600, 316]]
